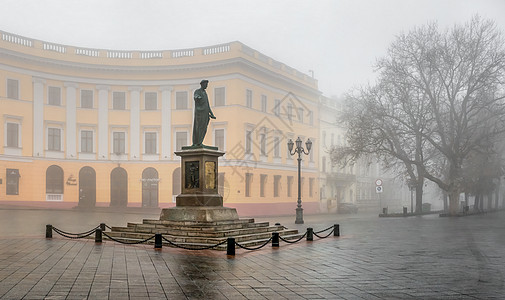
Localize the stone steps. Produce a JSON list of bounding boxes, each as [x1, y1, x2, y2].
[[102, 232, 303, 251], [103, 217, 301, 251]]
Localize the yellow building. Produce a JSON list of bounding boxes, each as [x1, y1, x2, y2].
[[0, 30, 321, 216]]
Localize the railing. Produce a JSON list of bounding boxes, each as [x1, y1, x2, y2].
[[43, 42, 67, 53], [75, 47, 100, 57], [107, 50, 133, 59], [140, 51, 163, 59], [203, 44, 230, 55], [2, 32, 33, 47], [171, 49, 194, 58], [0, 30, 316, 86]]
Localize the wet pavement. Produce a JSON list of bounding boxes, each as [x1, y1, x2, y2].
[[0, 208, 504, 299]]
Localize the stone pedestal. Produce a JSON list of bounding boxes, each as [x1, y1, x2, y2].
[[160, 147, 239, 222]]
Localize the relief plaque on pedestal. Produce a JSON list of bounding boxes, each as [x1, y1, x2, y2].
[[160, 147, 239, 222]]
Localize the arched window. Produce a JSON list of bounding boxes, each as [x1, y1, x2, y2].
[[46, 165, 63, 194]]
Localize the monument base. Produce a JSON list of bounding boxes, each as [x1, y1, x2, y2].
[[160, 206, 239, 222]]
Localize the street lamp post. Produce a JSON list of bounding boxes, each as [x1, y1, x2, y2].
[[288, 137, 312, 224]]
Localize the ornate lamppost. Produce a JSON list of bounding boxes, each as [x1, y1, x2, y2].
[[288, 137, 312, 224]]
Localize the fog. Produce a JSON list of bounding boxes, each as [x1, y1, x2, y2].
[[1, 0, 504, 96]]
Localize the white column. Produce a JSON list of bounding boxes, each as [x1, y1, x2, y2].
[[32, 77, 45, 157], [64, 82, 78, 158], [97, 85, 109, 160], [160, 86, 173, 160], [129, 86, 141, 160]]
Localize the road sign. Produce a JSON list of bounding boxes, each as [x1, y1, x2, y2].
[[375, 179, 383, 186], [376, 186, 383, 193]]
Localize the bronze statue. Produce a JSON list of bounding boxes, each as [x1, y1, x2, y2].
[[192, 80, 216, 147]]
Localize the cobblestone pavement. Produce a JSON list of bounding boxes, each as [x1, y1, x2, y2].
[[0, 209, 504, 299]]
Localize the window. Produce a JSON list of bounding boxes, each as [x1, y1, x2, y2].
[[287, 103, 293, 121], [48, 87, 61, 106], [246, 89, 252, 108], [215, 129, 224, 150], [113, 92, 126, 110], [298, 107, 304, 123], [260, 174, 267, 197], [48, 128, 61, 151], [274, 175, 281, 197], [260, 133, 266, 156], [81, 90, 93, 108], [309, 140, 314, 161], [81, 130, 93, 153], [145, 92, 157, 110], [214, 87, 225, 106], [176, 91, 188, 110], [309, 178, 314, 197], [46, 165, 63, 194], [274, 99, 280, 116], [113, 132, 125, 154], [287, 176, 293, 197], [6, 169, 20, 195], [245, 173, 253, 197], [176, 131, 188, 151], [273, 136, 280, 157], [145, 132, 157, 154], [6, 123, 19, 147], [245, 130, 252, 154], [261, 95, 267, 112], [7, 79, 19, 99], [308, 110, 313, 125], [322, 156, 326, 173]]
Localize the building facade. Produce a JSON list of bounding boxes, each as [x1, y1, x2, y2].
[[0, 31, 321, 216]]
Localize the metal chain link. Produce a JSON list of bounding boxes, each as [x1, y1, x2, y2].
[[313, 229, 335, 239], [52, 225, 99, 236], [52, 227, 97, 239], [235, 237, 272, 251], [279, 231, 307, 244], [315, 225, 334, 234], [102, 232, 155, 245], [161, 236, 227, 250]]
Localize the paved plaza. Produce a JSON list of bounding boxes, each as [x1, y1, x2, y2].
[[0, 208, 504, 299]]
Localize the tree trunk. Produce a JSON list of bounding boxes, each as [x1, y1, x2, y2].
[[443, 193, 448, 212], [448, 191, 460, 215], [415, 180, 423, 214], [495, 188, 499, 210], [487, 192, 493, 211], [479, 193, 484, 211], [474, 194, 480, 211]]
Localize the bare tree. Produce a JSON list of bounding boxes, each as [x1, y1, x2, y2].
[[331, 16, 505, 215]]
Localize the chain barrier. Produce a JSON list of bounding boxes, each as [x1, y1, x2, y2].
[[279, 231, 307, 244], [235, 237, 273, 251], [161, 236, 227, 250], [104, 224, 112, 230], [102, 231, 155, 245], [52, 227, 97, 239], [313, 228, 335, 239], [315, 225, 334, 234], [52, 225, 100, 237]]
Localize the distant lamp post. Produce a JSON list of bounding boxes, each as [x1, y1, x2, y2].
[[288, 137, 312, 224]]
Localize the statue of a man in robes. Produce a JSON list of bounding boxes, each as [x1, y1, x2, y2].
[[192, 80, 216, 147]]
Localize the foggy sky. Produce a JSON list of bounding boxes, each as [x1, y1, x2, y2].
[[1, 0, 504, 97]]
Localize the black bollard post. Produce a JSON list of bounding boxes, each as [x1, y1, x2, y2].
[[155, 233, 162, 249], [307, 228, 313, 241], [227, 237, 235, 256], [272, 232, 279, 247], [95, 228, 102, 243], [46, 224, 52, 238], [403, 207, 408, 216], [100, 223, 106, 232], [334, 224, 340, 237]]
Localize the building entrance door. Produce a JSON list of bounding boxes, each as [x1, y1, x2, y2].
[[79, 167, 96, 207], [142, 167, 159, 208], [110, 167, 127, 207]]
